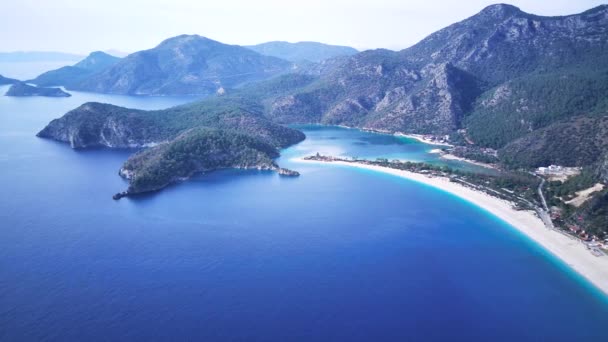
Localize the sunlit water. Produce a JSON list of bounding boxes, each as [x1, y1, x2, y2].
[[0, 85, 607, 341]]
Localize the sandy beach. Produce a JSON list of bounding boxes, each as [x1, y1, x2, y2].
[[395, 133, 453, 147], [296, 157, 608, 296]]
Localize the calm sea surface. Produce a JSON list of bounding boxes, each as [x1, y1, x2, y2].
[[0, 84, 607, 341]]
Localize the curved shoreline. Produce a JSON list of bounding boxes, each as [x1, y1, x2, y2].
[[295, 157, 608, 297]]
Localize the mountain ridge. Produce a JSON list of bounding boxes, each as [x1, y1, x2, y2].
[[29, 51, 121, 87], [72, 35, 294, 95], [246, 41, 358, 62]]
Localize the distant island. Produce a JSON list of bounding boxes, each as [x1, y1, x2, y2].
[[5, 82, 71, 97], [0, 74, 19, 85]]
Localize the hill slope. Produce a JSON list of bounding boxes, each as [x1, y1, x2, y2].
[[261, 4, 608, 153], [37, 99, 305, 196], [400, 4, 608, 84], [119, 128, 281, 195], [29, 51, 121, 87], [73, 35, 294, 95], [246, 41, 358, 62]]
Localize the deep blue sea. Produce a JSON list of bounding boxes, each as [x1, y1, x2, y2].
[[1, 84, 607, 341]]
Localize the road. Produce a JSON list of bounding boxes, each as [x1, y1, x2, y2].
[[534, 176, 556, 229]]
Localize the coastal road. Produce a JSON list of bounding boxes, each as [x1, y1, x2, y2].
[[535, 176, 555, 229], [538, 178, 549, 212]]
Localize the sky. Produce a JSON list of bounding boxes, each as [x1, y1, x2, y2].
[[1, 0, 606, 54]]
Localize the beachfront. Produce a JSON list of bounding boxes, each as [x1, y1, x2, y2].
[[296, 157, 608, 296]]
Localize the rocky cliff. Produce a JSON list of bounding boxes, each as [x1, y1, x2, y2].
[[37, 100, 305, 149]]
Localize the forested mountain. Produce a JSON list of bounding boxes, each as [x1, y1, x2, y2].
[[72, 35, 294, 95], [465, 67, 608, 149], [261, 4, 608, 161], [246, 41, 358, 62], [37, 99, 305, 196], [119, 128, 281, 195], [29, 51, 121, 87]]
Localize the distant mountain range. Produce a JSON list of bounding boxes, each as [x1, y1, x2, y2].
[[246, 41, 358, 62], [72, 35, 296, 96], [29, 37, 360, 96], [30, 51, 121, 87], [0, 51, 83, 63]]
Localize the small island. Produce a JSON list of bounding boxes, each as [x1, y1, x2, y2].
[[278, 168, 300, 177], [5, 82, 71, 97]]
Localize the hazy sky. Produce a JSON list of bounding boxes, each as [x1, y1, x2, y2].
[[1, 0, 606, 54]]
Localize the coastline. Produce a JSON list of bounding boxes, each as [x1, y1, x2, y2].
[[293, 124, 454, 147], [395, 133, 453, 147], [440, 153, 497, 169], [295, 157, 608, 296]]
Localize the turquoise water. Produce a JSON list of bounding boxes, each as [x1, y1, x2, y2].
[[1, 85, 607, 341], [288, 124, 495, 173]]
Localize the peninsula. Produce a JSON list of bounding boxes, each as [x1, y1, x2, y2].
[[114, 128, 300, 198], [37, 101, 305, 198]]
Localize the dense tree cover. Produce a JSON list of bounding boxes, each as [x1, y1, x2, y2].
[[122, 128, 279, 194], [449, 147, 499, 164], [576, 190, 608, 237], [38, 99, 305, 149], [465, 67, 608, 149], [545, 169, 598, 202], [498, 115, 608, 168], [356, 158, 539, 204], [544, 166, 608, 237]]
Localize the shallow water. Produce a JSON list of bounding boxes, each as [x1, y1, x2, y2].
[[0, 87, 607, 341]]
